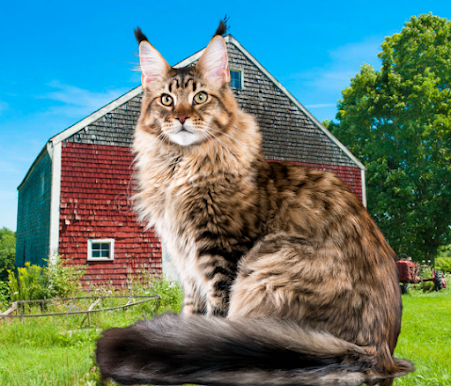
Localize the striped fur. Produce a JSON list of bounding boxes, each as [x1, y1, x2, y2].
[[96, 23, 414, 385]]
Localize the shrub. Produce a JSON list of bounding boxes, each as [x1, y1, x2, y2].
[[418, 266, 433, 279], [436, 257, 451, 274], [418, 281, 435, 292], [0, 227, 16, 281], [148, 277, 183, 313], [444, 273, 451, 289], [45, 255, 86, 297], [6, 257, 86, 303], [0, 280, 10, 311], [8, 263, 51, 301], [436, 244, 451, 258]]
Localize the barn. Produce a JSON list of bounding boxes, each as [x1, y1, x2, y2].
[[15, 34, 366, 287]]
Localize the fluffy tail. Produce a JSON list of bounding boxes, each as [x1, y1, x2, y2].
[[96, 313, 413, 386]]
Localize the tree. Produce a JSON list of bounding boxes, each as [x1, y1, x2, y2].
[[327, 14, 451, 263], [0, 227, 16, 281]]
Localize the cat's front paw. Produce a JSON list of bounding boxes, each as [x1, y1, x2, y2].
[[206, 298, 229, 317], [182, 303, 207, 317], [209, 307, 228, 317]]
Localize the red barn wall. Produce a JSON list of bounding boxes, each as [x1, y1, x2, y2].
[[59, 142, 161, 287]]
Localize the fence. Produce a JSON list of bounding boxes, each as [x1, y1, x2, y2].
[[0, 295, 160, 322]]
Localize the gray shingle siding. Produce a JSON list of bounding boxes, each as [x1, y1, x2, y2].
[[65, 97, 142, 147], [64, 40, 355, 168], [16, 150, 52, 267], [226, 42, 354, 167]]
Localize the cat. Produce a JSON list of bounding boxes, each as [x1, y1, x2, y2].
[[96, 21, 414, 386]]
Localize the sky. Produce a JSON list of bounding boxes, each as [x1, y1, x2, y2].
[[1, 0, 451, 231]]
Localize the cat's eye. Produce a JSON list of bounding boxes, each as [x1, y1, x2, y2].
[[161, 95, 173, 106], [193, 92, 208, 105]]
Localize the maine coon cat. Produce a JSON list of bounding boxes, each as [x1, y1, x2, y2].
[[96, 21, 414, 386]]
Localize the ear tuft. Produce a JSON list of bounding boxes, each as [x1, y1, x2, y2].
[[139, 41, 171, 86], [134, 26, 149, 44], [196, 36, 230, 87], [214, 15, 229, 37]]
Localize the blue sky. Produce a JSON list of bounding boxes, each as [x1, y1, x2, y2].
[[1, 0, 451, 230]]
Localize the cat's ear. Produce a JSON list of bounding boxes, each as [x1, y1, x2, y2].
[[196, 36, 230, 87], [139, 41, 171, 87]]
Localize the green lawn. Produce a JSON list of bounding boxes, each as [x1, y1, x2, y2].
[[393, 290, 451, 385], [0, 281, 183, 386], [0, 303, 155, 385], [0, 288, 449, 385]]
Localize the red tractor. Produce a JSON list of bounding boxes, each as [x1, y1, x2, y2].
[[396, 258, 447, 294]]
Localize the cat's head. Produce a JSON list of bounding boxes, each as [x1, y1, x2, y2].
[[135, 25, 239, 148]]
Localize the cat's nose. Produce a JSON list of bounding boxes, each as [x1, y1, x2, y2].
[[176, 115, 189, 124]]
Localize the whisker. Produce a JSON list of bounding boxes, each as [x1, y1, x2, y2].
[[204, 124, 248, 149]]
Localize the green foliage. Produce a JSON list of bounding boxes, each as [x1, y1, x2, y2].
[[8, 263, 50, 301], [0, 281, 9, 311], [0, 227, 16, 281], [436, 257, 451, 273], [417, 280, 435, 292], [435, 245, 451, 273], [436, 244, 451, 258], [148, 277, 183, 313], [45, 255, 86, 298], [6, 257, 86, 303], [327, 14, 451, 262]]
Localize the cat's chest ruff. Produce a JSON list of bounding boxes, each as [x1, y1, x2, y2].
[[165, 166, 236, 217], [161, 158, 250, 230], [141, 147, 254, 238]]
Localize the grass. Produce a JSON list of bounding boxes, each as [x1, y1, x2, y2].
[[0, 280, 183, 385], [0, 282, 450, 385], [393, 290, 451, 385]]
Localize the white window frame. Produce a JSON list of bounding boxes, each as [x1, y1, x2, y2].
[[230, 67, 244, 90], [87, 239, 115, 262]]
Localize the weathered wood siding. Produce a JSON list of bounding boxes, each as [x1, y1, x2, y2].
[[226, 42, 355, 168], [16, 149, 52, 267], [58, 142, 161, 287]]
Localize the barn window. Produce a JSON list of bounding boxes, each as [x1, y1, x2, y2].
[[230, 70, 242, 89], [87, 239, 115, 261]]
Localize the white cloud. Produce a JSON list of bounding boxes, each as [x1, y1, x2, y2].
[[305, 103, 337, 109], [0, 189, 17, 200], [280, 36, 385, 123], [0, 100, 9, 114], [285, 37, 383, 92], [0, 161, 21, 174], [328, 38, 382, 65], [36, 80, 130, 119], [311, 37, 382, 92]]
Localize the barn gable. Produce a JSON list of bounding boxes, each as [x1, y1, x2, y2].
[[17, 34, 366, 285]]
